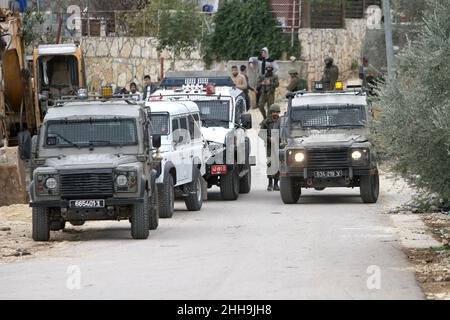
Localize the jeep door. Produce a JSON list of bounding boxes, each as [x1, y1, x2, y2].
[[171, 117, 189, 185], [187, 113, 205, 177]]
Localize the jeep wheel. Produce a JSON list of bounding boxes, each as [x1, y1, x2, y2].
[[149, 186, 159, 230], [280, 176, 301, 204], [239, 166, 252, 194], [32, 207, 50, 241], [220, 167, 239, 200], [360, 172, 380, 204], [131, 191, 149, 239], [50, 221, 66, 231], [158, 174, 175, 219], [185, 168, 203, 211]]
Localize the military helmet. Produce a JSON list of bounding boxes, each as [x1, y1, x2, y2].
[[269, 104, 281, 113], [288, 68, 298, 75]]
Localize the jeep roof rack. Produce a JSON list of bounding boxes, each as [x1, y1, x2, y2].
[[53, 95, 143, 107], [160, 76, 234, 89]]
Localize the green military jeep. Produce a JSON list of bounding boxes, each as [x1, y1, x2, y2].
[[278, 88, 379, 204]]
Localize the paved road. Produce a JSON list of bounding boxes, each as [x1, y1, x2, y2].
[[0, 167, 423, 299]]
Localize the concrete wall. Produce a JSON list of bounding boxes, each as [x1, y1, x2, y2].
[[299, 19, 367, 84]]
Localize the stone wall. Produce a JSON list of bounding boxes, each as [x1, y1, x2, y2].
[[78, 36, 308, 101], [79, 37, 207, 92], [299, 19, 367, 85]]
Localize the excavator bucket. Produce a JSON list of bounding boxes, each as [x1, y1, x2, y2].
[[0, 147, 28, 206]]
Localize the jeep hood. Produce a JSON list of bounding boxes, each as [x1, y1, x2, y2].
[[289, 131, 368, 148], [45, 154, 139, 170], [201, 126, 230, 144]]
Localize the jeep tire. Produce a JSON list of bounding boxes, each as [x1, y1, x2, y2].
[[239, 166, 252, 194], [280, 176, 301, 204], [131, 190, 149, 239], [158, 174, 175, 219], [149, 186, 159, 230], [220, 166, 239, 200], [32, 207, 50, 241], [360, 172, 380, 204], [185, 168, 203, 211]]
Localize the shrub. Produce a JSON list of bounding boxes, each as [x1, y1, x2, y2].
[[374, 0, 450, 205]]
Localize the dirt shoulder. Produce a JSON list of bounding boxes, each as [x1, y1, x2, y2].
[[391, 211, 450, 300], [0, 205, 86, 264]]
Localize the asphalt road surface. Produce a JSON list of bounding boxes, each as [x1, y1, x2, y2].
[[0, 166, 424, 299]]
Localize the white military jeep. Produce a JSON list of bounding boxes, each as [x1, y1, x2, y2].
[[150, 74, 255, 201], [29, 98, 161, 241], [148, 101, 207, 218]]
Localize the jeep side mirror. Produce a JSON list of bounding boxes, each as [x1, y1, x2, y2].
[[31, 135, 39, 158], [152, 134, 161, 149], [241, 113, 252, 129]]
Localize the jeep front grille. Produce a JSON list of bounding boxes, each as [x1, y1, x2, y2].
[[307, 148, 349, 168], [60, 169, 114, 198]]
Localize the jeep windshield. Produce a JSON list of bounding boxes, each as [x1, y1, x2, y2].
[[45, 118, 138, 148], [291, 105, 366, 129], [194, 100, 230, 128]]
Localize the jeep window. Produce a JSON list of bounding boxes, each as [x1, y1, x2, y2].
[[190, 113, 202, 139], [180, 117, 188, 131], [291, 105, 366, 129], [151, 113, 169, 135], [45, 118, 138, 148], [195, 100, 230, 128]]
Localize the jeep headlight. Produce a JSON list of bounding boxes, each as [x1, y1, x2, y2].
[[287, 149, 306, 167], [116, 175, 128, 187], [45, 177, 58, 190], [114, 169, 138, 193], [35, 172, 59, 195], [351, 149, 369, 164], [294, 152, 305, 163], [351, 150, 362, 160]]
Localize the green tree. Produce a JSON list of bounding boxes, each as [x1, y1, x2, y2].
[[203, 0, 293, 62], [374, 0, 450, 206]]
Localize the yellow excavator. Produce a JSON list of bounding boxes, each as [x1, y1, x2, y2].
[[0, 7, 85, 206]]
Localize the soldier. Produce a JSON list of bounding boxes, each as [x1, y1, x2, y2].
[[257, 64, 279, 119], [287, 69, 308, 93], [259, 104, 281, 192], [321, 57, 339, 91]]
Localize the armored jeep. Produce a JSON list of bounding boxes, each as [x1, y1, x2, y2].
[[29, 97, 162, 241], [150, 73, 255, 201], [279, 88, 379, 204]]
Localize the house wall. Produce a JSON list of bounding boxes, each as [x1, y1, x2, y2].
[[299, 18, 368, 85]]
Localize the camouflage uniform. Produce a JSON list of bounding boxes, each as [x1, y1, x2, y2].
[[287, 74, 308, 93], [259, 105, 281, 191], [257, 70, 279, 119], [321, 57, 339, 91]]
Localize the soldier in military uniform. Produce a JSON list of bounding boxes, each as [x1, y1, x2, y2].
[[287, 69, 308, 93], [321, 57, 339, 91], [257, 64, 279, 119], [259, 104, 281, 191]]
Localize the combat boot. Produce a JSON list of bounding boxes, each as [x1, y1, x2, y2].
[[267, 178, 273, 192], [273, 179, 280, 191]]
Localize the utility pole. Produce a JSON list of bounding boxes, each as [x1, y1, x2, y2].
[[382, 0, 396, 80]]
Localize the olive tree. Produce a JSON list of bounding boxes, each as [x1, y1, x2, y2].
[[374, 0, 450, 207]]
